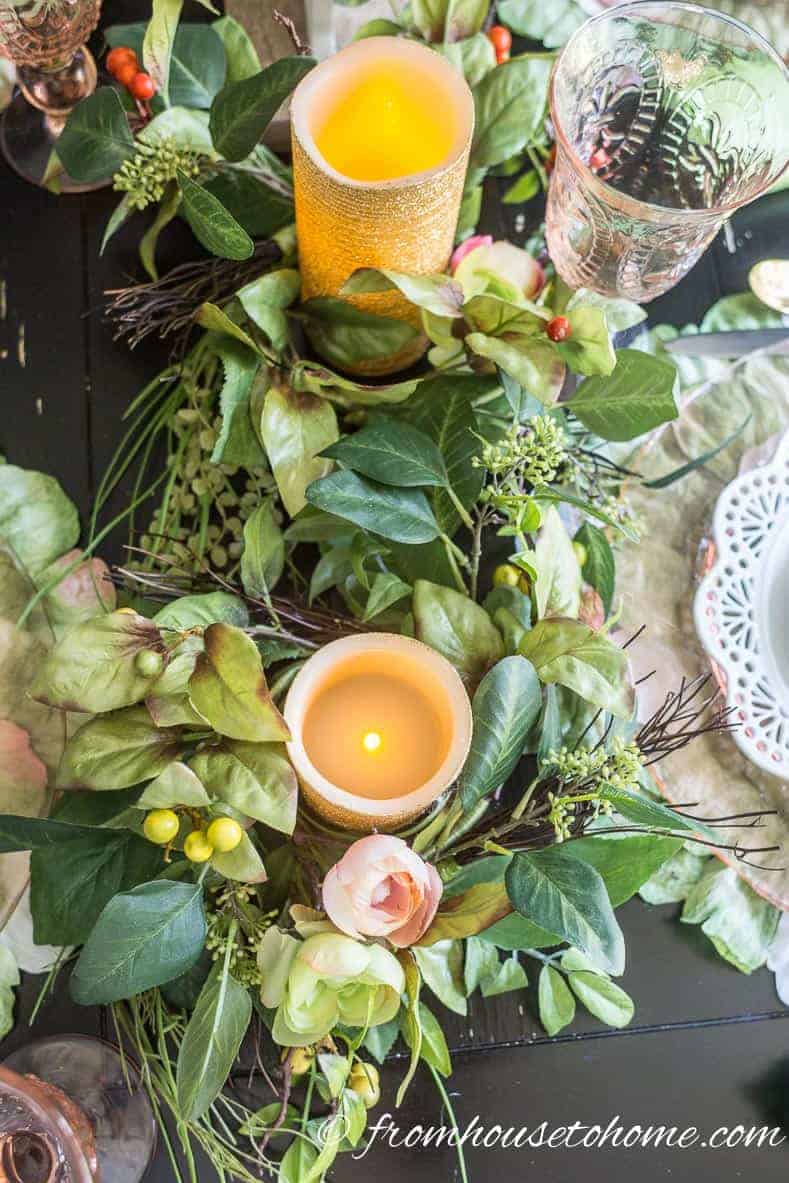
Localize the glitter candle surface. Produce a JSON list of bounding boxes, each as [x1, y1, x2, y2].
[[284, 634, 472, 832], [290, 37, 474, 376]]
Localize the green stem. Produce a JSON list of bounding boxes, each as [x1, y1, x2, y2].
[[446, 485, 475, 531], [428, 1064, 469, 1183], [441, 534, 468, 594], [512, 774, 541, 820]]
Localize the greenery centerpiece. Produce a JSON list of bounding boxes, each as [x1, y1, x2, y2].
[[0, 4, 786, 1182]]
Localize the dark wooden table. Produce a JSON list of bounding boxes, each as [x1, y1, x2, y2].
[[2, 4, 789, 1178]]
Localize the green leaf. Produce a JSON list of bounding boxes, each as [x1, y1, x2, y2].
[[568, 350, 679, 441], [142, 0, 183, 103], [209, 341, 263, 467], [237, 269, 300, 354], [568, 834, 682, 908], [503, 168, 540, 204], [643, 415, 752, 490], [407, 375, 487, 534], [241, 501, 284, 597], [279, 1140, 318, 1183], [204, 170, 293, 238], [138, 105, 217, 155], [411, 0, 451, 39], [136, 762, 211, 810], [260, 384, 338, 517], [178, 170, 254, 260], [363, 1016, 401, 1062], [354, 17, 404, 39], [519, 618, 635, 718], [140, 182, 181, 280], [458, 656, 541, 812], [418, 1004, 451, 1076], [479, 911, 559, 950], [556, 304, 616, 377], [420, 881, 511, 944], [413, 940, 467, 1016], [0, 464, 79, 576], [71, 881, 206, 1005], [56, 88, 135, 183], [196, 304, 258, 353], [300, 298, 418, 371], [154, 591, 248, 631], [568, 971, 634, 1028], [0, 814, 115, 853], [505, 847, 625, 974], [190, 741, 297, 835], [463, 936, 500, 994], [574, 523, 614, 616], [211, 831, 267, 884], [176, 958, 252, 1119], [538, 964, 576, 1035], [466, 332, 565, 405], [480, 955, 528, 997], [306, 471, 440, 545], [397, 952, 422, 1106], [212, 15, 261, 83], [30, 829, 163, 946], [470, 56, 552, 170], [445, 0, 488, 39], [598, 786, 713, 838], [342, 269, 464, 319], [210, 56, 316, 161], [291, 359, 420, 408], [639, 847, 709, 905], [101, 194, 133, 255], [681, 863, 780, 973], [108, 21, 227, 108], [188, 623, 290, 743], [321, 418, 448, 488], [533, 507, 581, 620], [57, 707, 181, 790], [362, 572, 412, 622], [497, 0, 585, 48], [435, 29, 496, 85], [413, 580, 503, 678], [31, 610, 165, 714]]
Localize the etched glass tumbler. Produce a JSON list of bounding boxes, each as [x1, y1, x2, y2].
[[546, 2, 789, 302], [0, 0, 102, 190]]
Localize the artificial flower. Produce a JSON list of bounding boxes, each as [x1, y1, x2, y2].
[[258, 928, 404, 1046], [322, 834, 442, 948], [450, 238, 543, 302]]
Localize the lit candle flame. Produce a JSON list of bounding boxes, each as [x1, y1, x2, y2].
[[362, 731, 382, 753]]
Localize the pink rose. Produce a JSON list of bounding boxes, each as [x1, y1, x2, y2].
[[322, 835, 443, 948], [449, 234, 493, 274]]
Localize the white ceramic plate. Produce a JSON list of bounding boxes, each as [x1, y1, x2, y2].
[[694, 432, 789, 775]]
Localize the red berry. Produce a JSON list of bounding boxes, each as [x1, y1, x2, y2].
[[106, 46, 137, 77], [487, 25, 512, 53], [114, 60, 138, 88], [130, 72, 156, 101], [496, 48, 510, 65], [546, 316, 572, 343]]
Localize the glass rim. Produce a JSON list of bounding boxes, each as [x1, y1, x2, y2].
[[549, 0, 789, 221]]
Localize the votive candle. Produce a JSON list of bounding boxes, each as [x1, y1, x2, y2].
[[290, 36, 474, 376], [284, 633, 473, 831]]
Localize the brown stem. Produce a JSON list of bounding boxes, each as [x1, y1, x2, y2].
[[272, 9, 312, 55]]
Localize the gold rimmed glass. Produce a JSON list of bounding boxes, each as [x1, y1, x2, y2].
[[0, 0, 102, 190], [546, 2, 789, 302]]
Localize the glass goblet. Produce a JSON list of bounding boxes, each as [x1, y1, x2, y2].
[[0, 1036, 156, 1183], [0, 0, 102, 191], [546, 2, 789, 302]]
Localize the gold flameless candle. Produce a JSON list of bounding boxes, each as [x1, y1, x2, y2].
[[284, 633, 473, 831], [290, 37, 474, 376]]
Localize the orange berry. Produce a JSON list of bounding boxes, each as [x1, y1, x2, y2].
[[106, 46, 137, 77], [114, 60, 138, 88], [130, 72, 156, 101], [487, 25, 512, 53]]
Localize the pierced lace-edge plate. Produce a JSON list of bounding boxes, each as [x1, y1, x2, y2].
[[694, 431, 789, 776]]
